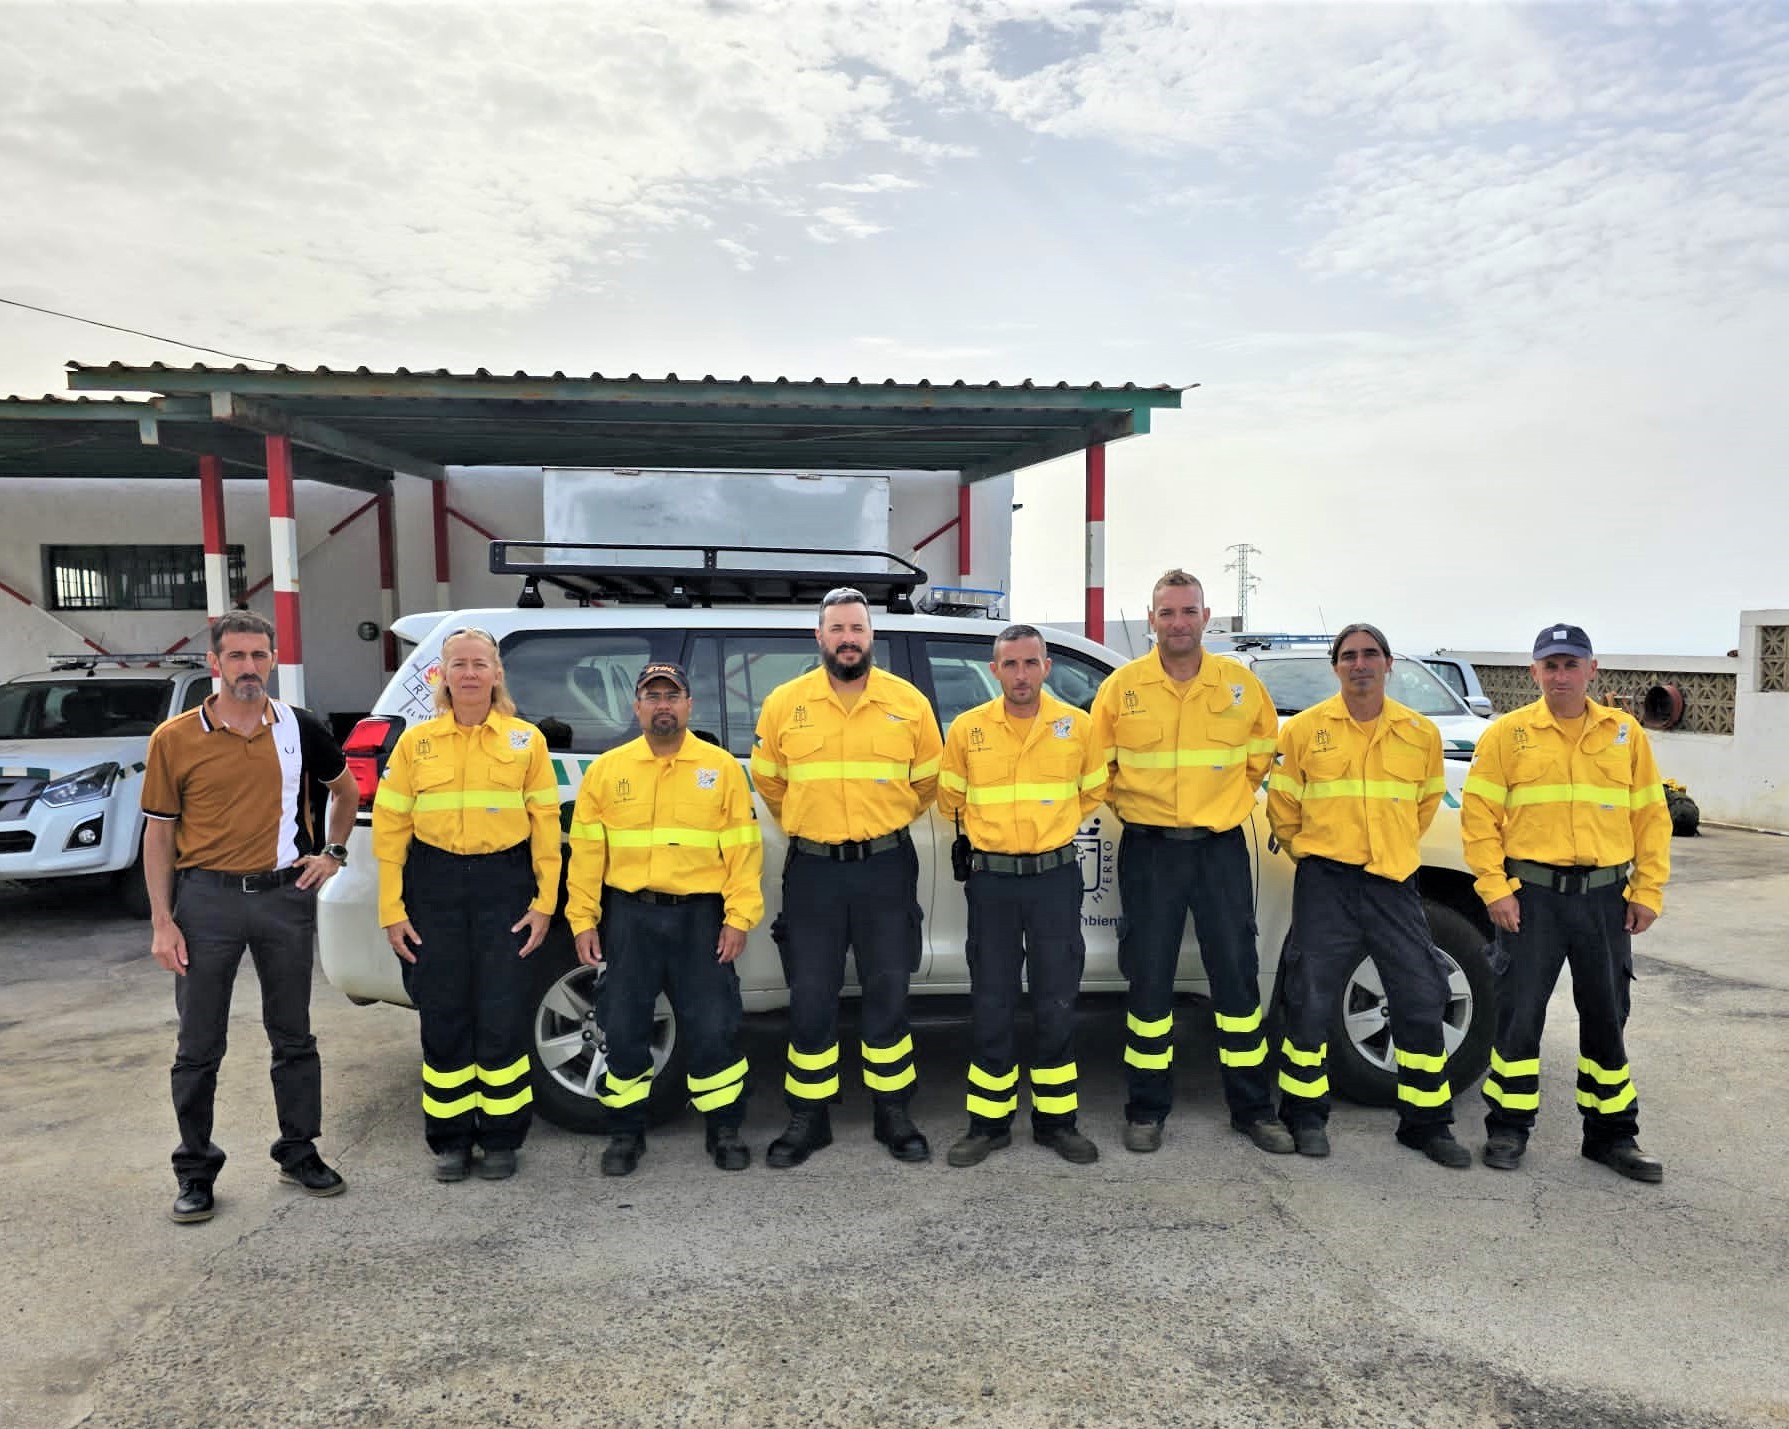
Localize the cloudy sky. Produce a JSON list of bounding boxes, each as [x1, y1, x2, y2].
[[3, 0, 1784, 654]]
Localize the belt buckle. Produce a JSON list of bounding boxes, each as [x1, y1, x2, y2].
[[241, 872, 267, 894], [844, 841, 870, 863], [1567, 869, 1593, 895]]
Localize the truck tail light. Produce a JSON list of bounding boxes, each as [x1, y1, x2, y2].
[[343, 716, 405, 811]]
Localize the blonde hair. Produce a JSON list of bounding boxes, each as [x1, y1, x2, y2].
[[432, 627, 518, 718]]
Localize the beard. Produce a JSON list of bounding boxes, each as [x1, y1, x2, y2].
[[227, 674, 264, 700], [821, 643, 873, 683]]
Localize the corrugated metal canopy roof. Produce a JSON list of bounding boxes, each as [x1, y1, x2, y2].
[[2, 364, 1185, 489]]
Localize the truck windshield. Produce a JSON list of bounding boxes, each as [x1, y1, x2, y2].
[[0, 680, 173, 739], [1254, 657, 1465, 718]]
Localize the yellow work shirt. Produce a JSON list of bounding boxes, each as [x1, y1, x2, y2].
[[751, 665, 943, 843], [937, 691, 1109, 855], [1461, 697, 1670, 913], [372, 710, 562, 927], [563, 731, 764, 936], [1266, 695, 1448, 882], [1090, 647, 1278, 832]]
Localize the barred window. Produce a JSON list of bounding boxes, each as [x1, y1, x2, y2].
[[42, 544, 247, 612]]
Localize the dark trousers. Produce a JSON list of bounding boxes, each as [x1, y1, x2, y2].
[[1483, 882, 1639, 1147], [598, 889, 746, 1136], [1117, 825, 1273, 1126], [964, 859, 1086, 1134], [400, 841, 537, 1154], [775, 837, 922, 1110], [1277, 857, 1454, 1136], [170, 872, 321, 1180]]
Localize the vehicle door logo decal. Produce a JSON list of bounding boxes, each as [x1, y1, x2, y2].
[[1075, 816, 1117, 920]]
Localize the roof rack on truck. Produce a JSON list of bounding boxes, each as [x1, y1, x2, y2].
[[488, 541, 928, 613], [45, 652, 210, 671]]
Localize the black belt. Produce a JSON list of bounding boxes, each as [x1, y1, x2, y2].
[[611, 887, 721, 907], [1125, 823, 1217, 842], [790, 829, 911, 862], [1507, 859, 1629, 895], [970, 845, 1078, 877], [180, 864, 305, 894]]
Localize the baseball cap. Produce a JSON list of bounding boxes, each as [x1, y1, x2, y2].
[[634, 661, 690, 694], [1532, 624, 1594, 660]]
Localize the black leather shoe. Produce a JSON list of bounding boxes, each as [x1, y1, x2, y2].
[[279, 1153, 346, 1197], [1583, 1139, 1663, 1183], [1236, 1118, 1296, 1155], [946, 1129, 1012, 1167], [1122, 1120, 1163, 1153], [1482, 1133, 1526, 1170], [767, 1107, 833, 1169], [477, 1148, 518, 1180], [601, 1134, 644, 1177], [873, 1105, 931, 1163], [707, 1127, 751, 1172], [171, 1179, 215, 1224], [432, 1148, 472, 1183], [1292, 1124, 1331, 1158], [1401, 1129, 1471, 1169], [1033, 1126, 1099, 1164]]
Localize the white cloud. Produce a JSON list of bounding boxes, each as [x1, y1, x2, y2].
[[818, 173, 922, 193], [804, 205, 887, 243], [714, 238, 758, 272]]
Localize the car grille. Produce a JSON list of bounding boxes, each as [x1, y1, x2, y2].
[[0, 830, 36, 853]]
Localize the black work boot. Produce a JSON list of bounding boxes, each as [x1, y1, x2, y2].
[[1482, 1132, 1526, 1170], [171, 1178, 215, 1224], [1292, 1123, 1331, 1158], [873, 1104, 930, 1163], [1399, 1127, 1471, 1169], [432, 1147, 472, 1183], [1033, 1124, 1099, 1164], [766, 1107, 833, 1169], [946, 1128, 1012, 1168], [600, 1133, 645, 1177], [706, 1125, 751, 1172], [1583, 1139, 1663, 1183]]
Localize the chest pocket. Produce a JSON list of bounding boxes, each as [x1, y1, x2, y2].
[[969, 752, 1017, 787], [672, 798, 725, 835], [1303, 744, 1352, 784], [604, 783, 653, 829], [1379, 730, 1429, 785], [1115, 716, 1164, 751], [411, 759, 457, 793], [1511, 744, 1566, 787], [780, 729, 828, 765], [1201, 690, 1251, 746], [1033, 745, 1082, 782], [1589, 750, 1634, 789], [483, 756, 526, 791], [871, 726, 915, 767]]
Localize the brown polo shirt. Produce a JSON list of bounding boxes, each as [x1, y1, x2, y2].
[[142, 697, 347, 874]]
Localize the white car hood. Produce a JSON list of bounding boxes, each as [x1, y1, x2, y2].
[[1432, 713, 1492, 755], [0, 737, 146, 777]]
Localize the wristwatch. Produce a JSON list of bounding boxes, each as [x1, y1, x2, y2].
[[322, 843, 350, 865]]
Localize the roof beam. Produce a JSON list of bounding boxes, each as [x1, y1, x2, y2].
[[205, 391, 444, 482], [958, 413, 1138, 483]]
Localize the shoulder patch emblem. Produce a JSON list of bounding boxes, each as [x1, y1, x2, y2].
[[1231, 684, 1244, 706], [1052, 717, 1073, 739], [509, 728, 532, 750], [1615, 724, 1629, 745], [696, 767, 719, 789]]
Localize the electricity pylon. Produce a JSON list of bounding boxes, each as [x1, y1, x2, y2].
[[1225, 543, 1262, 630]]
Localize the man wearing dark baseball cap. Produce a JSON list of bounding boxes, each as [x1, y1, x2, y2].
[[1461, 622, 1671, 1182], [634, 662, 690, 695]]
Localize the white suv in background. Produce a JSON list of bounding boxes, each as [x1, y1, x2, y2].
[[0, 656, 215, 916], [318, 545, 1497, 1133]]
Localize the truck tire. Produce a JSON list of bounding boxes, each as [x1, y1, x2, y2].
[[1325, 900, 1495, 1108], [526, 923, 688, 1134]]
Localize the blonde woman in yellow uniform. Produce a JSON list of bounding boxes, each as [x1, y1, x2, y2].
[[372, 629, 562, 1182]]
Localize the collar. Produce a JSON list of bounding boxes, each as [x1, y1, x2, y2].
[[1137, 645, 1223, 690], [622, 731, 704, 763], [424, 709, 505, 739], [1314, 693, 1417, 727], [799, 661, 889, 710], [1527, 696, 1616, 732], [199, 695, 279, 734], [986, 689, 1071, 729]]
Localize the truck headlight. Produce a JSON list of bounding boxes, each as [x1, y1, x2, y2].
[[39, 762, 120, 808]]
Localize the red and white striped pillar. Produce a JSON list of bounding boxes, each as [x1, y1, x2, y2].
[[957, 481, 972, 580], [375, 486, 398, 673], [199, 454, 228, 691], [1084, 442, 1106, 646], [265, 435, 305, 707], [432, 480, 451, 608]]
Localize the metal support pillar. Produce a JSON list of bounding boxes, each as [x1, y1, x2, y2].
[[957, 481, 972, 580], [432, 480, 451, 608], [376, 487, 398, 673], [265, 434, 305, 706], [1084, 442, 1106, 646]]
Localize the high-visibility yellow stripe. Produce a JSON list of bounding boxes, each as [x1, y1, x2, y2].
[[940, 770, 968, 793], [785, 1072, 839, 1099], [1506, 783, 1632, 809], [1632, 783, 1665, 808], [688, 1057, 749, 1093], [1397, 1082, 1453, 1108], [1029, 1062, 1077, 1086], [911, 756, 940, 779], [1482, 1079, 1540, 1111], [967, 1093, 1017, 1119], [1396, 1047, 1448, 1074], [1268, 772, 1304, 800], [751, 753, 783, 780], [968, 1063, 1019, 1091], [1127, 1011, 1172, 1038], [603, 1068, 652, 1091], [524, 787, 559, 806], [374, 785, 415, 813], [1116, 746, 1249, 770], [1220, 1040, 1268, 1067], [598, 1080, 651, 1108], [716, 824, 762, 848], [480, 1054, 530, 1087], [1032, 1091, 1077, 1115], [1278, 1070, 1329, 1098], [1464, 776, 1508, 804], [607, 827, 721, 849], [1577, 1055, 1630, 1085], [1247, 738, 1277, 755], [864, 1065, 916, 1093], [786, 761, 909, 782], [1123, 1046, 1173, 1070], [568, 820, 606, 842], [1280, 1039, 1326, 1067], [1576, 1083, 1637, 1114], [691, 1080, 745, 1112], [1101, 745, 1117, 764], [481, 1084, 533, 1116], [1214, 1007, 1263, 1034], [1420, 776, 1449, 797], [422, 1061, 477, 1089], [413, 789, 526, 812], [788, 1044, 838, 1071], [963, 781, 1081, 805], [1491, 1050, 1540, 1078], [422, 1090, 478, 1119], [862, 1035, 915, 1065], [1080, 765, 1109, 792]]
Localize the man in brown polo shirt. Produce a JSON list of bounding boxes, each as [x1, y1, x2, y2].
[[141, 611, 359, 1224]]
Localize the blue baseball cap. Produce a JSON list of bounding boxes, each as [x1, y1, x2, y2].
[[1532, 624, 1593, 660]]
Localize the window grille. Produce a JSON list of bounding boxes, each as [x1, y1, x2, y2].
[[42, 545, 247, 612]]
